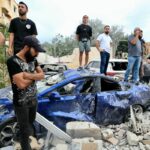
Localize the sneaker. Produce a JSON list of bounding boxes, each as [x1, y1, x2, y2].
[[77, 66, 83, 71], [29, 136, 42, 150], [123, 79, 128, 82]]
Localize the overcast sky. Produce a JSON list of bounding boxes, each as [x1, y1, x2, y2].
[[16, 0, 150, 43]]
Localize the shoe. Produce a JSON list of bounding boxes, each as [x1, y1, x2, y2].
[[77, 66, 83, 71], [29, 136, 42, 150], [123, 79, 128, 82]]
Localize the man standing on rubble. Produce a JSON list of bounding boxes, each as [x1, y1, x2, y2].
[[7, 36, 45, 150]]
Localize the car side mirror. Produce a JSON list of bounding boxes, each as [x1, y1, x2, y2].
[[49, 91, 62, 101]]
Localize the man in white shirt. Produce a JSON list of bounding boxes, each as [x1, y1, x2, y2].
[[96, 25, 112, 74]]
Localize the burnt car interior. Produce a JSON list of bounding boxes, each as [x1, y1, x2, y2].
[[101, 77, 122, 91], [46, 77, 122, 101], [110, 62, 128, 71]]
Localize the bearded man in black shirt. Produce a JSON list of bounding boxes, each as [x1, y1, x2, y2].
[[7, 1, 37, 55], [76, 15, 92, 69], [7, 36, 45, 150]]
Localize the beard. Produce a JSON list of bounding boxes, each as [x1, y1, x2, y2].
[[19, 11, 26, 16], [25, 50, 35, 63], [105, 31, 109, 34]]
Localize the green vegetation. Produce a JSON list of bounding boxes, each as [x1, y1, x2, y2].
[[42, 19, 128, 58], [0, 26, 9, 88]]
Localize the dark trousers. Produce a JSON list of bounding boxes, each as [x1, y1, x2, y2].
[[100, 51, 110, 74], [142, 76, 150, 84], [14, 100, 37, 150]]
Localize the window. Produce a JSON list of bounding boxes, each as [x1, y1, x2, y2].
[[91, 61, 100, 68], [110, 62, 128, 71], [14, 6, 17, 13], [101, 77, 121, 91]]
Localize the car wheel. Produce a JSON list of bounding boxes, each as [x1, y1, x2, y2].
[[0, 117, 19, 148]]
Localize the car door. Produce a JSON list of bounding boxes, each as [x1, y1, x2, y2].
[[95, 77, 128, 125], [38, 77, 98, 122]]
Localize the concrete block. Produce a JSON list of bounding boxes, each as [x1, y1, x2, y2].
[[71, 138, 103, 150], [101, 129, 114, 140], [127, 131, 139, 146], [55, 144, 69, 150], [66, 122, 101, 139], [142, 140, 150, 145]]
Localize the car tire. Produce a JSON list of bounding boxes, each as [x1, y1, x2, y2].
[[0, 117, 18, 148]]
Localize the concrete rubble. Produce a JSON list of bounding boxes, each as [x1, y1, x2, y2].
[[11, 108, 150, 150], [48, 108, 150, 150]]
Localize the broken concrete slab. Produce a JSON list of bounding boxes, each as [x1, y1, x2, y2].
[[142, 140, 150, 145], [107, 137, 119, 145], [127, 131, 139, 146], [101, 129, 114, 140], [144, 132, 150, 140], [139, 142, 146, 150], [145, 145, 150, 150], [71, 138, 103, 150], [66, 122, 101, 139], [55, 144, 69, 150]]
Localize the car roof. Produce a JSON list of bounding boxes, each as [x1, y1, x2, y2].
[[90, 59, 128, 62]]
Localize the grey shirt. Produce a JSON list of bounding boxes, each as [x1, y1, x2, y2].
[[143, 63, 150, 76], [128, 35, 142, 57]]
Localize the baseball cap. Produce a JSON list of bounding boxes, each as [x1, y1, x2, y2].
[[23, 36, 46, 52]]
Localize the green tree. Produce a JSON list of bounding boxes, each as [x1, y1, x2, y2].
[[89, 19, 127, 56], [89, 19, 104, 46], [0, 26, 9, 88], [42, 34, 77, 58], [110, 25, 128, 56]]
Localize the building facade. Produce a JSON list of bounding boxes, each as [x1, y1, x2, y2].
[[0, 0, 18, 27]]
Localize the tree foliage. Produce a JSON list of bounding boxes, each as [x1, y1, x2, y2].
[[0, 26, 9, 88], [42, 34, 77, 57]]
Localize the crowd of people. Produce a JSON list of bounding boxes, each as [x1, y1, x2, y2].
[[76, 15, 150, 84], [0, 1, 150, 150]]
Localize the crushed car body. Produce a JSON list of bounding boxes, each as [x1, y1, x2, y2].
[[0, 69, 150, 127]]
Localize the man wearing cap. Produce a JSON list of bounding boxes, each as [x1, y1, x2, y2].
[[76, 15, 92, 69], [124, 27, 142, 83], [7, 36, 45, 150], [7, 1, 37, 55]]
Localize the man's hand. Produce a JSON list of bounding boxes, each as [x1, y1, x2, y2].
[[23, 68, 44, 81], [23, 72, 30, 80], [99, 48, 104, 52], [7, 48, 13, 56], [135, 30, 140, 37]]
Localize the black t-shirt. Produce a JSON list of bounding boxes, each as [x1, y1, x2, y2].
[[8, 17, 38, 54], [76, 24, 92, 41], [7, 55, 38, 106]]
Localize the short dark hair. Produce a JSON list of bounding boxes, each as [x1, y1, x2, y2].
[[104, 25, 110, 29], [19, 1, 28, 10], [147, 56, 150, 59]]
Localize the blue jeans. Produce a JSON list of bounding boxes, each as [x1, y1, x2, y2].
[[100, 51, 110, 74], [124, 56, 141, 82]]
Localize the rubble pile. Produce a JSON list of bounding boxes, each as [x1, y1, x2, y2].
[[49, 109, 150, 150]]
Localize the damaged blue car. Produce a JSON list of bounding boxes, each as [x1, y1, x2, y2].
[[0, 70, 150, 147]]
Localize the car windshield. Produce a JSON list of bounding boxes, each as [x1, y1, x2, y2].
[[90, 61, 100, 68]]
